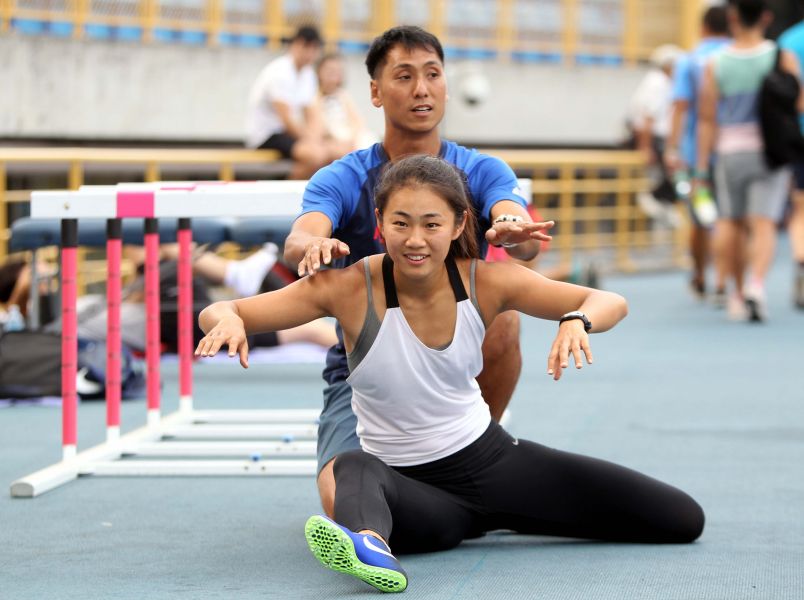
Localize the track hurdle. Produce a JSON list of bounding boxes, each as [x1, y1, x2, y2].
[[10, 180, 323, 498], [9, 178, 532, 497]]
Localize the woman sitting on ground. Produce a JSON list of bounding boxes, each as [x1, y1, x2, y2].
[[196, 155, 705, 594]]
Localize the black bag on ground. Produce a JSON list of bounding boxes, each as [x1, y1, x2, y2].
[[759, 48, 804, 169], [0, 330, 146, 400], [0, 330, 61, 398]]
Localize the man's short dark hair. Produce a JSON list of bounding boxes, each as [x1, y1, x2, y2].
[[365, 26, 444, 79], [728, 0, 768, 28], [292, 25, 323, 46], [703, 6, 729, 35]]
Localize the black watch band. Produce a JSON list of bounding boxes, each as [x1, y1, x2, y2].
[[559, 311, 592, 332]]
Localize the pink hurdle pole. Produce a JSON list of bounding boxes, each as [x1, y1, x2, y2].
[[144, 218, 161, 426], [105, 219, 122, 441], [177, 218, 193, 413], [61, 220, 78, 460]]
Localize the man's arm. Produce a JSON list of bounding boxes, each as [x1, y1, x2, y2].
[[666, 100, 689, 171], [473, 156, 553, 261], [695, 62, 718, 177], [284, 212, 350, 276], [487, 200, 552, 261], [272, 100, 304, 139], [302, 102, 325, 140], [666, 55, 692, 171]]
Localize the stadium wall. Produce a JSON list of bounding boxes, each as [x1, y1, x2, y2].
[[1, 35, 646, 147]]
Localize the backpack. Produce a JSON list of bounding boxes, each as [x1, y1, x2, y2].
[[758, 48, 804, 169], [0, 330, 145, 400], [0, 330, 61, 398]]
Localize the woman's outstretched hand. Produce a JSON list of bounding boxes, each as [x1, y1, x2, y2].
[[195, 315, 250, 368], [547, 320, 593, 381]]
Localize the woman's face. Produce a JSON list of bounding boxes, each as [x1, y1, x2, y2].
[[377, 185, 465, 278], [318, 58, 344, 95]]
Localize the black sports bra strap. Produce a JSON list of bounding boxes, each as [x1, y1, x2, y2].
[[446, 256, 469, 302], [382, 254, 467, 306], [381, 254, 399, 308]]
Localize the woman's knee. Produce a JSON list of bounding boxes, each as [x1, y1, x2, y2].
[[670, 495, 705, 543]]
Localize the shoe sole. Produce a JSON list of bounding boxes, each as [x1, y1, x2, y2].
[[304, 516, 407, 593]]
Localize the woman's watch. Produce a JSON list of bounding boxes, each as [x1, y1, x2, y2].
[[559, 311, 592, 332]]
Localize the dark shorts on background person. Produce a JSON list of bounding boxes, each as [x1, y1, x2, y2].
[[793, 161, 804, 191], [259, 132, 297, 158], [317, 379, 360, 473]]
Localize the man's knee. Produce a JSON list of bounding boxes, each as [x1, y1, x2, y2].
[[482, 311, 521, 363]]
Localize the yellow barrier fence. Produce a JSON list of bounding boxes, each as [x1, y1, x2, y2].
[[0, 146, 687, 273], [1, 0, 702, 63]]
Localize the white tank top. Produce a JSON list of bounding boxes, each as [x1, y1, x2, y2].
[[346, 255, 491, 466]]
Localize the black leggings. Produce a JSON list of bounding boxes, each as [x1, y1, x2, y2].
[[333, 422, 704, 554]]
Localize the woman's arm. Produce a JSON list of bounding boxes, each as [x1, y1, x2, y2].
[[195, 269, 345, 367], [483, 262, 627, 330], [342, 92, 366, 143], [477, 261, 628, 380]]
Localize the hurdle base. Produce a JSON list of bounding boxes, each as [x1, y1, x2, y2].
[[10, 409, 320, 498]]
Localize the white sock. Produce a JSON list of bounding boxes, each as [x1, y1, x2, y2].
[[224, 243, 279, 297]]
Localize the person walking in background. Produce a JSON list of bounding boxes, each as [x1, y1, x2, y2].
[[665, 5, 731, 303], [244, 26, 345, 179], [315, 53, 378, 154], [627, 44, 685, 227], [697, 0, 801, 322], [778, 3, 804, 309]]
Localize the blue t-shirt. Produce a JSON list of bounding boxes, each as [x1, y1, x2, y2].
[[779, 21, 804, 132], [301, 140, 527, 385], [671, 37, 731, 167]]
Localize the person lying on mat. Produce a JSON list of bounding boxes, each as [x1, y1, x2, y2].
[[195, 155, 705, 594]]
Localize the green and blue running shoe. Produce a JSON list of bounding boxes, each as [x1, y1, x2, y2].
[[304, 515, 408, 593]]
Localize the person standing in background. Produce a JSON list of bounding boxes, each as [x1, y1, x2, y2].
[[627, 44, 685, 227], [778, 2, 804, 309], [697, 0, 800, 322], [315, 53, 378, 154], [244, 26, 345, 179], [665, 6, 731, 302]]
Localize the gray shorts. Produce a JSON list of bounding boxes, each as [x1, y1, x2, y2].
[[317, 379, 360, 473], [714, 151, 791, 221]]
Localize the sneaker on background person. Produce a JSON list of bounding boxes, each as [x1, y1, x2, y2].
[[795, 266, 804, 309], [743, 281, 768, 323], [711, 286, 728, 309], [726, 292, 749, 321]]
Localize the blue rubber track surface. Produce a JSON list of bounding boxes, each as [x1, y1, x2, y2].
[[1, 240, 802, 599]]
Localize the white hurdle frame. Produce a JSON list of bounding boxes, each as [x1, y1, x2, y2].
[[10, 180, 322, 497], [9, 178, 533, 498]]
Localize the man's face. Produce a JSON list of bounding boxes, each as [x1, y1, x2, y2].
[[370, 45, 447, 134], [291, 40, 322, 68]]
